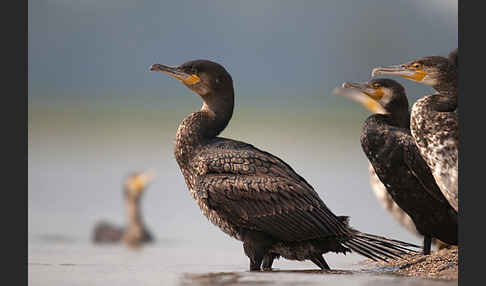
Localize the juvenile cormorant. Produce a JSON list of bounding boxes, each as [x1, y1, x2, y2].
[[93, 171, 155, 247], [149, 60, 419, 271], [372, 51, 458, 212], [341, 79, 457, 254], [334, 87, 450, 250]]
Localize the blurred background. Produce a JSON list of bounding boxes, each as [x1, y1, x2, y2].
[[28, 1, 457, 285]]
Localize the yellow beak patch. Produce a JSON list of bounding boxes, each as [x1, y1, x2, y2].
[[365, 88, 384, 101], [402, 69, 426, 82], [174, 74, 201, 85], [364, 99, 386, 114]]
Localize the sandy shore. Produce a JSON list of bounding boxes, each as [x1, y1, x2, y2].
[[363, 247, 458, 280]]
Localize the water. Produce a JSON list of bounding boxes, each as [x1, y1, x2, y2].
[[28, 94, 456, 285]]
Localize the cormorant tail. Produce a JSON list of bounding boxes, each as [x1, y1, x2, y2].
[[342, 232, 421, 262]]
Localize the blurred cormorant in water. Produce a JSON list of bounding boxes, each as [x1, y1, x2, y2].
[[93, 171, 155, 247]]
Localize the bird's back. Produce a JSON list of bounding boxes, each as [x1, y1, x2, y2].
[[410, 95, 458, 212]]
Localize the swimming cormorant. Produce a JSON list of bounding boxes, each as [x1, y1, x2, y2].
[[371, 51, 458, 212], [149, 59, 419, 271], [334, 87, 450, 250], [341, 78, 457, 254], [93, 171, 155, 247]]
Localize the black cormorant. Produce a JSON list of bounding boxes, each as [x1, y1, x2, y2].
[[149, 59, 419, 271], [334, 87, 450, 250], [93, 171, 155, 247], [340, 78, 457, 254], [334, 88, 418, 235], [371, 50, 458, 212]]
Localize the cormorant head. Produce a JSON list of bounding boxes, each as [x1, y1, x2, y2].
[[371, 56, 455, 88], [341, 78, 408, 114], [149, 60, 233, 100], [123, 170, 156, 200], [333, 86, 387, 114]]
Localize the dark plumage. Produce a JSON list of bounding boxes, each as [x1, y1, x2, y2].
[[93, 171, 155, 247], [334, 88, 419, 236], [448, 48, 458, 67], [335, 87, 451, 250], [340, 79, 457, 254], [372, 50, 458, 212], [149, 60, 419, 271]]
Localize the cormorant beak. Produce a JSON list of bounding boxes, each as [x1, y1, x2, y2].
[[372, 65, 426, 82], [333, 87, 387, 114], [149, 64, 201, 85], [341, 82, 385, 101]]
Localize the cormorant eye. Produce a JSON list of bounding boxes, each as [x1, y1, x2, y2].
[[412, 63, 421, 69], [372, 83, 381, 88]]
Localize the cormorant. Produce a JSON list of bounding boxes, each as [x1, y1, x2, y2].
[[334, 87, 450, 250], [340, 78, 457, 254], [371, 50, 458, 212], [93, 171, 155, 247], [149, 59, 419, 271]]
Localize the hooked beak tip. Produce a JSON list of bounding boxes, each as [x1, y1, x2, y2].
[[341, 82, 352, 88], [149, 64, 160, 72]]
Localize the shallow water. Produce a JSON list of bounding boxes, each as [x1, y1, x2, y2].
[[28, 99, 456, 285], [28, 240, 456, 286]]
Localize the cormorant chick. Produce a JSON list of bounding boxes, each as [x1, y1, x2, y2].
[[93, 171, 155, 247], [341, 78, 457, 254], [149, 60, 419, 271], [372, 50, 458, 212]]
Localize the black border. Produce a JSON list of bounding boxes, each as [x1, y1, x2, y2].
[[459, 0, 486, 283], [459, 0, 481, 285], [5, 0, 27, 284]]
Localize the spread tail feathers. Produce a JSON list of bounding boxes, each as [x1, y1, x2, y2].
[[342, 232, 421, 262]]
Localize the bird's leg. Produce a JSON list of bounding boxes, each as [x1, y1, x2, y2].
[[310, 255, 331, 270], [241, 230, 274, 271], [262, 253, 277, 271], [243, 241, 264, 271], [423, 235, 432, 255]]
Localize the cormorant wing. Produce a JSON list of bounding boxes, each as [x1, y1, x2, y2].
[[392, 128, 453, 206], [191, 138, 350, 242]]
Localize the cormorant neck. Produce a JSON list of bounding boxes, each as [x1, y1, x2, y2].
[[430, 70, 457, 111], [125, 194, 144, 230], [432, 69, 457, 97], [175, 87, 234, 166], [382, 96, 410, 129], [199, 89, 234, 139], [386, 109, 410, 129]]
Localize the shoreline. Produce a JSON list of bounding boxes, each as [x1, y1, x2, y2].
[[362, 247, 458, 280]]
